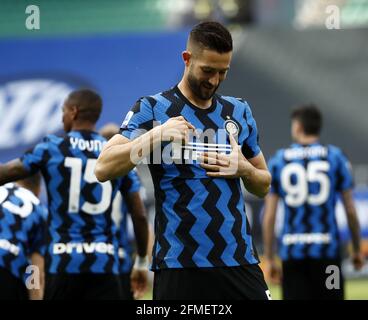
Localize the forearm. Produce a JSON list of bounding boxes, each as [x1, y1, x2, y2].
[[262, 195, 278, 260], [342, 190, 362, 254], [95, 142, 136, 182], [132, 215, 149, 257], [0, 166, 12, 185], [28, 253, 44, 300], [347, 209, 361, 253], [95, 127, 162, 182], [0, 159, 30, 185], [241, 166, 271, 198], [126, 192, 149, 257], [263, 222, 276, 261]]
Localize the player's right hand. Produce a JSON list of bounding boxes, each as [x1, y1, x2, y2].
[[352, 251, 365, 271], [131, 268, 148, 300], [160, 116, 195, 145], [265, 259, 282, 285]]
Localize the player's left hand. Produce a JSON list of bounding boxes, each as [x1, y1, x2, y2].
[[199, 133, 253, 178], [130, 268, 148, 299], [352, 251, 365, 271]]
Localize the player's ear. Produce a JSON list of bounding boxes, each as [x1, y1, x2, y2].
[[182, 51, 192, 66], [295, 121, 304, 136], [70, 105, 78, 120]]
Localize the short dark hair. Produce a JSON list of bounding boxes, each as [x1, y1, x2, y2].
[[189, 21, 233, 53], [291, 104, 322, 135], [66, 89, 102, 123]]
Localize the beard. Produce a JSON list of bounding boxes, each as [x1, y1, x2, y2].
[[187, 71, 220, 101]]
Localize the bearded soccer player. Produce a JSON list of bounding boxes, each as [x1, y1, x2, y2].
[[95, 21, 272, 300]]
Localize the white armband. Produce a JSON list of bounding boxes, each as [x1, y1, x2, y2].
[[133, 255, 149, 271]]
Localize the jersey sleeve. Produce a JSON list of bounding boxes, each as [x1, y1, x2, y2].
[[240, 103, 261, 159], [119, 97, 155, 140], [20, 137, 50, 174], [335, 150, 354, 192]]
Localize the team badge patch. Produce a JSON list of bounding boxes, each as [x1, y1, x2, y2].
[[224, 117, 239, 136]]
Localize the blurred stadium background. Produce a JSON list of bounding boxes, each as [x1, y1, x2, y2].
[[0, 0, 367, 299]]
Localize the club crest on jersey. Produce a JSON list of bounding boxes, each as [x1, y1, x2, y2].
[[224, 118, 239, 136]]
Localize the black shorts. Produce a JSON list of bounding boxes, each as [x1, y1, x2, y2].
[[44, 273, 124, 300], [0, 267, 28, 300], [282, 259, 344, 300], [120, 273, 134, 300], [153, 264, 270, 300]]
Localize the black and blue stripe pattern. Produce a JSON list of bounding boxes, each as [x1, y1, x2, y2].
[[269, 143, 353, 260], [120, 85, 261, 269], [0, 183, 47, 281], [21, 130, 124, 274]]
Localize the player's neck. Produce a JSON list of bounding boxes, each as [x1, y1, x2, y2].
[[177, 79, 212, 109], [70, 122, 96, 132], [296, 135, 319, 145]]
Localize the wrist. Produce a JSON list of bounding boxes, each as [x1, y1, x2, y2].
[[240, 160, 254, 180], [151, 125, 162, 142], [133, 255, 149, 271], [147, 126, 163, 152]]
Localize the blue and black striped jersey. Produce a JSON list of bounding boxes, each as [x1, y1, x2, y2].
[[268, 143, 353, 260], [116, 170, 141, 274], [21, 130, 123, 274], [120, 85, 261, 269], [0, 183, 47, 281]]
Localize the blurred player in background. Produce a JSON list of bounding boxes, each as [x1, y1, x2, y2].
[[0, 89, 136, 299], [0, 173, 47, 300], [99, 123, 149, 299], [263, 105, 364, 300]]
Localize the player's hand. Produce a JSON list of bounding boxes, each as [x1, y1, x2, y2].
[[160, 116, 195, 145], [265, 259, 282, 285], [199, 133, 252, 178], [130, 268, 148, 300], [352, 251, 365, 271]]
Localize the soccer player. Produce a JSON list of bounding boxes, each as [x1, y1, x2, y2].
[[99, 123, 149, 300], [0, 173, 47, 300], [263, 105, 364, 300], [0, 89, 127, 299], [95, 21, 272, 300]]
